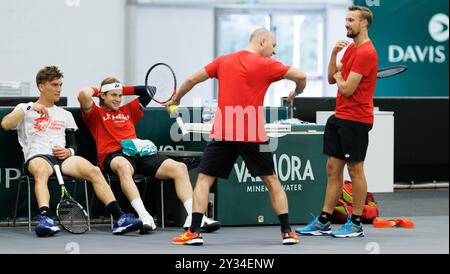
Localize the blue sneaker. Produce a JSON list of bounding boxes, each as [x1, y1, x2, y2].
[[34, 214, 61, 237], [112, 213, 143, 235], [295, 217, 332, 236], [330, 220, 364, 238]]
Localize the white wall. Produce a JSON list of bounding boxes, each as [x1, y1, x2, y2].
[[323, 4, 349, 97], [130, 5, 215, 107], [131, 1, 349, 105], [0, 0, 126, 107], [0, 0, 349, 107]]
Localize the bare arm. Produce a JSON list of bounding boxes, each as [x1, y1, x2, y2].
[[328, 54, 339, 84], [167, 69, 210, 106], [77, 87, 95, 112], [1, 108, 26, 131], [328, 40, 349, 84], [283, 67, 307, 102], [284, 67, 307, 93], [1, 103, 48, 130], [333, 71, 363, 97], [328, 62, 343, 85]]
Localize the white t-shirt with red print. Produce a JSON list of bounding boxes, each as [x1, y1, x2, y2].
[[13, 103, 78, 161]]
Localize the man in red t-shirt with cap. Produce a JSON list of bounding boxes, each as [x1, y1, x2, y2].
[[168, 28, 308, 245], [296, 5, 378, 238]]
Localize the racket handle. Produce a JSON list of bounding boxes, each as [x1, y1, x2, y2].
[[176, 116, 188, 135], [53, 165, 65, 186]]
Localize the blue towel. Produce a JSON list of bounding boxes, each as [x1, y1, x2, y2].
[[120, 139, 157, 157]]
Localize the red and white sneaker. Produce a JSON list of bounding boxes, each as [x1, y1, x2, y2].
[[282, 231, 300, 245], [172, 230, 204, 245]]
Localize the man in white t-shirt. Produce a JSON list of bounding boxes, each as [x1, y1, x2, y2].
[[1, 66, 142, 237]]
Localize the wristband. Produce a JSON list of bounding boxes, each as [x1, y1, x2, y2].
[[21, 102, 33, 113], [68, 148, 75, 156], [122, 86, 135, 95], [92, 87, 100, 97]]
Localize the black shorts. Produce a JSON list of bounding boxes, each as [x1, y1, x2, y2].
[[103, 150, 169, 178], [24, 154, 63, 176], [323, 115, 373, 162], [198, 140, 275, 179]]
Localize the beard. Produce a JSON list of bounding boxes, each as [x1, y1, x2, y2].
[[346, 29, 359, 38]]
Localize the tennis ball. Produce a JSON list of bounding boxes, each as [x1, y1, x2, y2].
[[168, 104, 178, 113]]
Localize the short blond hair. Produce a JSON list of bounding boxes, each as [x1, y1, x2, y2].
[[348, 5, 373, 28]]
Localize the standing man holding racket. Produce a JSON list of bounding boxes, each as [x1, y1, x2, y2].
[[77, 77, 221, 234], [296, 5, 378, 238], [168, 28, 307, 245], [1, 66, 143, 237]]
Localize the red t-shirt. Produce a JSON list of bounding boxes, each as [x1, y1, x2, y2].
[[204, 50, 290, 142], [336, 40, 378, 124], [82, 98, 143, 170]]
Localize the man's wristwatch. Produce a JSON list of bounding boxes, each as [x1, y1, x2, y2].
[[295, 89, 304, 95], [172, 98, 180, 105]]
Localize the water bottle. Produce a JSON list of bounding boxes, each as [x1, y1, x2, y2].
[[210, 99, 217, 123], [202, 100, 213, 124]]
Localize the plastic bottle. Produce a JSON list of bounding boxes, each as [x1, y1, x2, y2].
[[202, 99, 213, 124]]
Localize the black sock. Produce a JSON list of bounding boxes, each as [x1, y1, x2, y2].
[[39, 206, 50, 216], [107, 201, 124, 220], [190, 212, 204, 233], [278, 213, 291, 233], [351, 214, 362, 226], [318, 211, 332, 224]]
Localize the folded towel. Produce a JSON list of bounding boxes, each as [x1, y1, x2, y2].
[[120, 139, 157, 157]]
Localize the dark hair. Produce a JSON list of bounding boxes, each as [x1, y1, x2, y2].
[[348, 5, 373, 28], [36, 66, 63, 86]]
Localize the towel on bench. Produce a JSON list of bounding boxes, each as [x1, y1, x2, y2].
[[121, 138, 157, 157]]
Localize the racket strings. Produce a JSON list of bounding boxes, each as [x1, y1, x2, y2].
[[377, 66, 407, 78], [147, 85, 157, 98], [58, 199, 88, 234], [145, 63, 176, 104]]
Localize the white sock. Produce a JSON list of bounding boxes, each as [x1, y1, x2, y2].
[[183, 198, 193, 215], [130, 198, 149, 219]]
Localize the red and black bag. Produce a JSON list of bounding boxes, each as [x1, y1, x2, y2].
[[332, 180, 379, 224]]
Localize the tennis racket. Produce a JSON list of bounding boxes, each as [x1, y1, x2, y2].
[[54, 165, 89, 234], [145, 62, 188, 135], [377, 65, 407, 79]]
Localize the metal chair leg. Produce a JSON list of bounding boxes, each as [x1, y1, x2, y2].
[[161, 180, 164, 229], [89, 186, 95, 223], [27, 176, 31, 232], [142, 177, 149, 202], [106, 174, 114, 229], [13, 177, 22, 227]]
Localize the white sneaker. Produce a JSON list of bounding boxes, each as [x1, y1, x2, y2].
[[183, 215, 221, 233], [201, 216, 221, 233], [140, 214, 156, 234]]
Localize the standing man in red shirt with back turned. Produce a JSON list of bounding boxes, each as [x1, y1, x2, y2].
[[167, 28, 308, 245], [296, 5, 378, 238]]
